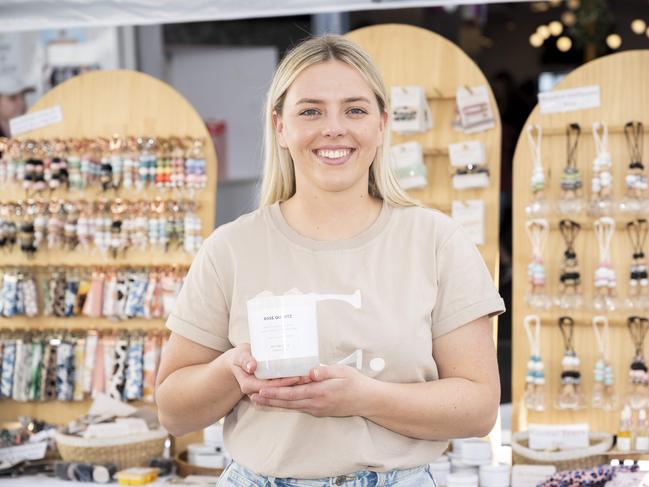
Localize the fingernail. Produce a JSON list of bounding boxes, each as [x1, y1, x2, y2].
[[246, 362, 252, 373], [313, 368, 320, 380]]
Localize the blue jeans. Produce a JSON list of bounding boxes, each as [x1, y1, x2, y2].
[[217, 460, 437, 487]]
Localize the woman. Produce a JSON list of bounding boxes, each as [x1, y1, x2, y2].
[[156, 35, 505, 486]]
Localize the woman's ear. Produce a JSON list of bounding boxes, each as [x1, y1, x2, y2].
[[376, 109, 388, 146], [273, 111, 288, 148]]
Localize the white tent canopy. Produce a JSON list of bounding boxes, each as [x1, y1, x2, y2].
[[2, 0, 530, 32]]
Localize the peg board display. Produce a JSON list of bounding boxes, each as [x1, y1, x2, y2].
[[0, 69, 217, 428], [346, 24, 502, 277], [512, 51, 649, 438]]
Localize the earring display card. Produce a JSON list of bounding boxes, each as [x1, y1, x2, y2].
[[452, 172, 489, 190], [448, 140, 486, 168], [390, 141, 427, 190], [452, 199, 485, 246], [390, 86, 431, 134], [456, 85, 495, 134]]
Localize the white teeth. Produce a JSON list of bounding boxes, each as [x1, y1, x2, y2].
[[317, 149, 351, 159]]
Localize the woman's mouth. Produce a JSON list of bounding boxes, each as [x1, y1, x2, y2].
[[313, 148, 356, 166]]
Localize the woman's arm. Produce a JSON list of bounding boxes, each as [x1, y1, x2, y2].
[[156, 333, 302, 437], [251, 316, 500, 441]]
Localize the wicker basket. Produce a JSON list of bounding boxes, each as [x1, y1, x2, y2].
[[512, 431, 614, 472], [175, 451, 224, 477], [55, 428, 167, 470]]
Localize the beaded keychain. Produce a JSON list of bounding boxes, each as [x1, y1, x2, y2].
[[185, 138, 207, 190], [99, 137, 113, 192], [590, 122, 615, 216], [523, 314, 545, 411], [556, 316, 585, 409], [18, 204, 36, 257], [67, 139, 83, 191], [626, 316, 649, 409], [46, 200, 64, 250], [557, 123, 584, 215], [525, 125, 548, 216], [525, 218, 552, 309], [619, 121, 647, 214], [592, 316, 617, 410], [110, 135, 123, 190], [593, 216, 617, 311], [556, 219, 582, 309], [626, 219, 649, 310]]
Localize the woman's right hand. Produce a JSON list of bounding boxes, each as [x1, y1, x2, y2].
[[226, 343, 303, 396]]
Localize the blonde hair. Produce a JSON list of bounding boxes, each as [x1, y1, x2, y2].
[[259, 35, 417, 208]]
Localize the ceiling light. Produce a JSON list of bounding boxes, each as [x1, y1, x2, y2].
[[606, 33, 622, 49], [567, 0, 580, 9], [562, 11, 576, 26], [631, 19, 647, 35], [530, 33, 544, 48], [557, 36, 572, 52], [537, 25, 551, 39], [549, 21, 564, 36]]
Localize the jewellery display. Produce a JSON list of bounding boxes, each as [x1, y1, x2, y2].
[[556, 123, 584, 215], [523, 314, 545, 411], [525, 124, 548, 216], [0, 199, 202, 255], [626, 219, 649, 310], [555, 316, 585, 410], [525, 218, 552, 309], [0, 136, 207, 193], [619, 121, 647, 214], [593, 216, 617, 311], [0, 327, 168, 402], [589, 122, 615, 216], [626, 316, 649, 409], [591, 316, 617, 410], [555, 219, 582, 309]]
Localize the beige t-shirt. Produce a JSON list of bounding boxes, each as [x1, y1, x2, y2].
[[166, 200, 505, 478]]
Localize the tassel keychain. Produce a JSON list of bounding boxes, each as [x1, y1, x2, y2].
[[593, 217, 618, 311], [592, 316, 617, 410], [525, 219, 551, 309], [556, 219, 582, 309], [626, 219, 649, 310], [556, 123, 584, 215], [555, 316, 585, 410], [626, 316, 649, 409], [525, 125, 548, 216], [589, 122, 615, 216], [523, 314, 545, 411], [620, 121, 647, 214]]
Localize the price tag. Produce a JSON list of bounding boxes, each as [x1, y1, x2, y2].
[[538, 85, 600, 114], [456, 85, 495, 134], [528, 423, 589, 450]]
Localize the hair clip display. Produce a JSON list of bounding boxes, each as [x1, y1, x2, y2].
[[556, 123, 584, 215], [592, 316, 617, 410], [523, 314, 545, 411], [525, 125, 548, 216], [556, 219, 582, 309], [593, 217, 617, 311], [555, 316, 585, 410], [619, 121, 647, 214], [589, 123, 615, 216], [525, 218, 552, 309], [626, 316, 649, 409], [626, 219, 649, 310]]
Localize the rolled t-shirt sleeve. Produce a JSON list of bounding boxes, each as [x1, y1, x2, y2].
[[165, 237, 232, 351], [431, 225, 505, 339]]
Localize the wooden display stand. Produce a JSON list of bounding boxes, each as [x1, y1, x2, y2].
[[347, 24, 502, 278], [512, 51, 649, 441], [0, 70, 217, 449]]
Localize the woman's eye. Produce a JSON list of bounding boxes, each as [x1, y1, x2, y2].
[[299, 108, 320, 117], [348, 107, 368, 115]]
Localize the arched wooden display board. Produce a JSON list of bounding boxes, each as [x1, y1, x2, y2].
[[346, 24, 502, 278], [0, 69, 217, 450], [512, 51, 649, 446]]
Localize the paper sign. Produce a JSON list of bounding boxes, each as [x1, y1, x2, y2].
[[9, 106, 63, 136], [449, 141, 486, 168], [539, 85, 600, 114], [0, 442, 47, 465], [528, 423, 589, 450], [512, 465, 557, 487]]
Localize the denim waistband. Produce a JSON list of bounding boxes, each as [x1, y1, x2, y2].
[[220, 460, 434, 487]]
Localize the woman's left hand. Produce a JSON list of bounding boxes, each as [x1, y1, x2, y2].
[[249, 364, 373, 417]]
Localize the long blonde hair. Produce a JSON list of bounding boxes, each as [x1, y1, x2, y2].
[[259, 35, 417, 208]]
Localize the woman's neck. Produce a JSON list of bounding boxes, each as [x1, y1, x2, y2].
[[280, 191, 382, 241]]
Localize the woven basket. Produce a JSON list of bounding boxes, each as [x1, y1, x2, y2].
[[512, 431, 613, 472], [55, 428, 167, 470]]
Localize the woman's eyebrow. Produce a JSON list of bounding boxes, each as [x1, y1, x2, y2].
[[295, 96, 371, 105]]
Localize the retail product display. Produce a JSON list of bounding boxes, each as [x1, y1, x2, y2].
[[589, 122, 615, 216], [524, 219, 551, 309], [556, 123, 584, 215], [390, 141, 427, 189], [556, 219, 582, 309], [455, 85, 495, 134], [0, 328, 168, 402], [626, 218, 649, 310], [591, 316, 617, 410], [556, 316, 585, 410], [625, 316, 649, 409], [524, 124, 548, 217], [522, 314, 545, 411], [390, 86, 432, 134], [619, 121, 646, 214], [0, 136, 207, 193], [449, 140, 490, 190]]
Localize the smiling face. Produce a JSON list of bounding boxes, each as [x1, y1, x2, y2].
[[274, 60, 387, 197]]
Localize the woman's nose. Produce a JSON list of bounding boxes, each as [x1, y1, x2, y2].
[[321, 116, 347, 138]]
